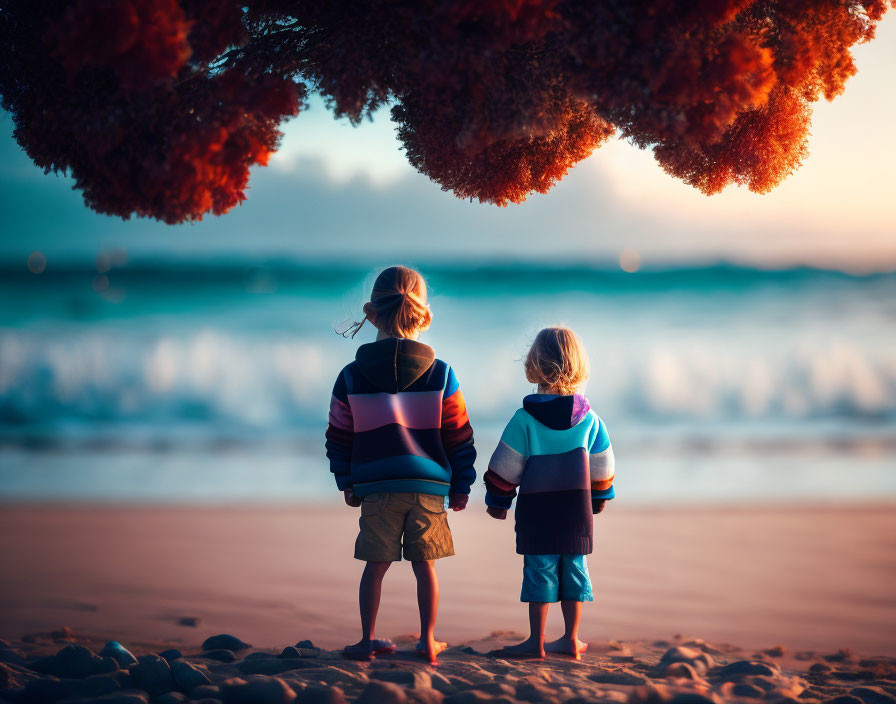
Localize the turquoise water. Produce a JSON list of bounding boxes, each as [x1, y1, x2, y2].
[[1, 260, 894, 503]]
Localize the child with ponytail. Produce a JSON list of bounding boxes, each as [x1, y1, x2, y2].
[[325, 266, 477, 664]]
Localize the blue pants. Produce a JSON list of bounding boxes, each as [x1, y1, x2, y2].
[[521, 554, 593, 603]]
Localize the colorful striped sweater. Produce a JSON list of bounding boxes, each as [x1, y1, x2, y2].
[[484, 394, 615, 555], [325, 338, 477, 498]]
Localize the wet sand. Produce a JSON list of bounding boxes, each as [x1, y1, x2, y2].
[[1, 503, 894, 656]]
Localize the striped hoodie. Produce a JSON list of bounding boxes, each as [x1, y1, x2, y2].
[[325, 338, 476, 497], [484, 394, 615, 555]]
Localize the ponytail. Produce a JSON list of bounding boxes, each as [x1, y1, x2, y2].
[[339, 266, 432, 339]]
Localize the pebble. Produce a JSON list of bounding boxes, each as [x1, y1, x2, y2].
[[104, 669, 137, 689], [716, 661, 779, 679], [733, 683, 766, 698], [659, 662, 702, 680], [765, 646, 788, 658], [245, 651, 277, 661], [202, 635, 252, 652], [850, 687, 896, 704], [178, 617, 201, 627], [280, 647, 302, 659], [754, 675, 788, 692], [295, 640, 316, 650], [159, 649, 183, 662], [170, 659, 211, 691], [101, 642, 139, 668], [220, 675, 298, 704], [659, 647, 716, 676], [191, 684, 222, 699], [129, 655, 176, 696], [357, 680, 408, 704], [296, 685, 348, 704], [30, 644, 120, 679], [203, 649, 238, 663], [810, 664, 834, 675], [825, 698, 865, 704]]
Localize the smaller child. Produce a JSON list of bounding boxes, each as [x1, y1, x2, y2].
[[484, 327, 615, 659]]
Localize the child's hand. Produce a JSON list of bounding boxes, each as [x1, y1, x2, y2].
[[593, 499, 607, 514], [344, 489, 362, 507], [448, 493, 468, 511], [487, 506, 507, 520]]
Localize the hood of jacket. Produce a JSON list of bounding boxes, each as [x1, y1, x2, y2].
[[523, 393, 591, 430], [355, 338, 436, 393]]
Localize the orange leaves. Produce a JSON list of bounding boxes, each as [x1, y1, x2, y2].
[[655, 88, 811, 195], [1, 0, 302, 224], [396, 95, 613, 205], [1, 0, 893, 221]]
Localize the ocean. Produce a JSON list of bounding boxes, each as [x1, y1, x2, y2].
[[1, 260, 894, 504]]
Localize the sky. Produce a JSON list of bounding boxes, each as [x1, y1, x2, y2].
[[1, 15, 894, 271]]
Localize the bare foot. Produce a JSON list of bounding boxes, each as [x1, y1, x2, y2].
[[492, 637, 546, 659], [372, 638, 397, 654], [416, 637, 448, 665], [343, 638, 396, 660], [546, 635, 589, 660]]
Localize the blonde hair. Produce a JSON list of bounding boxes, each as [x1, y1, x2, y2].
[[525, 327, 589, 395], [342, 265, 432, 339]]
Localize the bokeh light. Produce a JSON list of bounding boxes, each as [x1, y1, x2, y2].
[[26, 251, 46, 274], [619, 249, 641, 273]]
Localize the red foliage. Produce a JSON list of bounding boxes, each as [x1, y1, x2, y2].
[[0, 0, 302, 224], [396, 93, 614, 205], [46, 0, 193, 90], [0, 0, 891, 222]]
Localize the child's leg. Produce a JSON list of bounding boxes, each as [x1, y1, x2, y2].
[[501, 554, 559, 658], [546, 601, 588, 658], [546, 554, 592, 658], [404, 494, 454, 664], [344, 561, 392, 656], [412, 560, 448, 664], [502, 602, 549, 657], [360, 561, 391, 640]]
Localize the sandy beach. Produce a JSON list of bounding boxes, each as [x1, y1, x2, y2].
[[1, 503, 894, 656]]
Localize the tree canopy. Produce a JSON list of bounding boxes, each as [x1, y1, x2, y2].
[[0, 0, 891, 223]]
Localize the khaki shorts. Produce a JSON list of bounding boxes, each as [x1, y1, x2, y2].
[[354, 492, 455, 562]]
